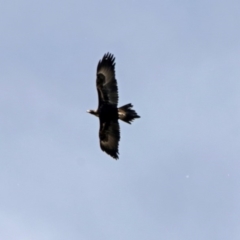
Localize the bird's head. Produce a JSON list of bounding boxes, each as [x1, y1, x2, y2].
[[87, 110, 99, 117]]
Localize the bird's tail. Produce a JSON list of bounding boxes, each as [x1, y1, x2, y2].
[[118, 104, 140, 124]]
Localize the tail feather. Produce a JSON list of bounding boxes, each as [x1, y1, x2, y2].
[[118, 103, 140, 124]]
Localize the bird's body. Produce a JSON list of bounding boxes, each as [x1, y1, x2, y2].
[[87, 53, 140, 159]]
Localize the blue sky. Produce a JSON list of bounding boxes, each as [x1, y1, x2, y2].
[[1, 0, 240, 239]]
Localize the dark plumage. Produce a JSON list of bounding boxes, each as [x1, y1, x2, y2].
[[87, 53, 140, 159]]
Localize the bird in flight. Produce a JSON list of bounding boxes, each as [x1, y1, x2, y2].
[[87, 53, 140, 159]]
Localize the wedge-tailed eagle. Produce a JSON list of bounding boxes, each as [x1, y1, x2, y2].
[[87, 53, 140, 159]]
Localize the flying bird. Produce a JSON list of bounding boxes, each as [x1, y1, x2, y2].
[[87, 53, 140, 159]]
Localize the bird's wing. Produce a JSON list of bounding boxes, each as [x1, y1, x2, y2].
[[96, 53, 119, 107], [99, 119, 120, 159]]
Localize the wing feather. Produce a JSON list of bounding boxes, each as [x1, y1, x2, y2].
[[96, 53, 119, 107], [99, 119, 120, 159]]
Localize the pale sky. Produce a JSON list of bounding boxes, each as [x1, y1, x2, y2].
[[1, 0, 240, 239]]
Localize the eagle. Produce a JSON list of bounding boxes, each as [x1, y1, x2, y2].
[[87, 53, 140, 159]]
